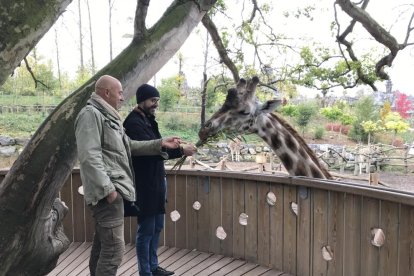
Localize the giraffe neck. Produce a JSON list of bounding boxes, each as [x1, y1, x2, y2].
[[253, 113, 331, 179]]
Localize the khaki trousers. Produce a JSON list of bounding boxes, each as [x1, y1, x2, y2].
[[89, 192, 125, 276]]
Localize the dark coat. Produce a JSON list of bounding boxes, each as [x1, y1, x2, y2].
[[123, 108, 182, 218]]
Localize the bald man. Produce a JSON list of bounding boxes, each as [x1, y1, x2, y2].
[[75, 75, 181, 276]]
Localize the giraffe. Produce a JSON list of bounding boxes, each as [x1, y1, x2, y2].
[[198, 76, 332, 179], [228, 136, 242, 162]]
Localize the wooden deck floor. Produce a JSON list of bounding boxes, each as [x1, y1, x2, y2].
[[47, 242, 290, 276]]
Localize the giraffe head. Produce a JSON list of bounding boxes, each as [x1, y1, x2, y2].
[[198, 76, 281, 144]]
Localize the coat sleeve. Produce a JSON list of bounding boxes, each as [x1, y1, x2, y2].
[[124, 114, 169, 159], [75, 108, 115, 204], [129, 138, 168, 159]]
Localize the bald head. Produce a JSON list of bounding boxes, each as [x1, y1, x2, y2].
[[95, 75, 124, 110]]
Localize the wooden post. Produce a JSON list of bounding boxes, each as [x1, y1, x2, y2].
[[369, 172, 379, 185], [404, 145, 408, 174], [256, 153, 267, 173]]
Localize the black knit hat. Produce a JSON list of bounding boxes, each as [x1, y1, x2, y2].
[[136, 84, 160, 103]]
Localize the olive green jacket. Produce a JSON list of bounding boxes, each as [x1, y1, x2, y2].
[[75, 99, 167, 205]]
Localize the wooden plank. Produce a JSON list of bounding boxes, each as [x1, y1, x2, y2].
[[165, 250, 201, 272], [379, 201, 399, 276], [60, 174, 74, 242], [209, 259, 246, 276], [120, 247, 181, 276], [221, 177, 234, 257], [282, 185, 297, 275], [312, 189, 328, 275], [361, 197, 380, 276], [327, 191, 345, 276], [398, 204, 414, 276], [296, 186, 311, 276], [197, 176, 211, 252], [243, 265, 271, 276], [226, 262, 259, 276], [159, 248, 191, 268], [164, 174, 176, 247], [269, 183, 284, 270], [123, 217, 132, 244], [175, 174, 187, 249], [257, 182, 271, 267], [72, 172, 86, 242], [48, 242, 91, 276], [343, 193, 362, 276], [208, 176, 222, 254], [56, 242, 82, 265], [195, 256, 234, 276], [260, 269, 288, 276], [57, 244, 91, 276], [232, 179, 245, 259], [181, 253, 224, 275], [66, 255, 90, 276], [245, 179, 258, 263], [173, 252, 212, 275], [186, 175, 199, 249]]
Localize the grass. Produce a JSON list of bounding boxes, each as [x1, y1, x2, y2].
[[0, 113, 47, 137], [0, 94, 65, 106]]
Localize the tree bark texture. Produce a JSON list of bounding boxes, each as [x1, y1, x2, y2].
[[0, 0, 216, 275], [0, 0, 73, 86]]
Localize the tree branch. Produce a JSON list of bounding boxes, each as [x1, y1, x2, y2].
[[202, 14, 240, 83], [134, 0, 150, 41], [23, 58, 49, 89]]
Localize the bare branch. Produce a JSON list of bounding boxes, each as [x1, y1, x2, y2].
[[23, 58, 49, 89], [202, 14, 240, 83]]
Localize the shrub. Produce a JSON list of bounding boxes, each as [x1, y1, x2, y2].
[[313, 126, 325, 139]]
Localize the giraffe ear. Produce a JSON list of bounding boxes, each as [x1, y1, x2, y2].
[[259, 99, 282, 113]]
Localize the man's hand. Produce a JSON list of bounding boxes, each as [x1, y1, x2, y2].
[[106, 190, 118, 203], [182, 144, 197, 156], [162, 137, 181, 149]]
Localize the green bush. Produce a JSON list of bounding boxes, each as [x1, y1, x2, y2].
[[313, 126, 325, 139]]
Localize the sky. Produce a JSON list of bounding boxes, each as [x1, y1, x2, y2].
[[36, 0, 414, 97]]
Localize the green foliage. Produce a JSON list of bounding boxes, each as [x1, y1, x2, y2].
[[340, 113, 355, 126], [320, 106, 343, 122], [384, 112, 410, 134], [291, 46, 379, 91], [158, 112, 200, 142], [280, 104, 298, 117], [206, 79, 227, 111], [348, 96, 379, 142], [313, 126, 325, 139], [157, 77, 181, 112], [0, 113, 46, 137], [361, 120, 383, 133], [295, 103, 317, 135]]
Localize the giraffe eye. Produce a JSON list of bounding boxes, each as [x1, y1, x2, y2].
[[238, 110, 250, 116], [204, 121, 212, 128]]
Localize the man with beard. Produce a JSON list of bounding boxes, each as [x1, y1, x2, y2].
[[123, 84, 196, 276]]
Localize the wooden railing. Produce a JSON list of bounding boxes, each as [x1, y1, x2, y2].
[[1, 168, 413, 275]]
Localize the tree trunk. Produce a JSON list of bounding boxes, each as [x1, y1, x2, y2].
[[78, 0, 84, 72], [86, 0, 96, 74], [0, 0, 72, 86], [0, 0, 216, 275], [108, 0, 113, 61]]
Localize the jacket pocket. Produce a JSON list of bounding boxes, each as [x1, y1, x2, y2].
[[102, 119, 125, 152]]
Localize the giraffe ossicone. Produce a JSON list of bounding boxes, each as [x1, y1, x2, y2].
[[198, 76, 332, 179]]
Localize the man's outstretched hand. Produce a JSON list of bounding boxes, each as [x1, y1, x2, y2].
[[162, 137, 181, 149]]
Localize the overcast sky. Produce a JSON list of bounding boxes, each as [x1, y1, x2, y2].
[[36, 0, 414, 96]]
